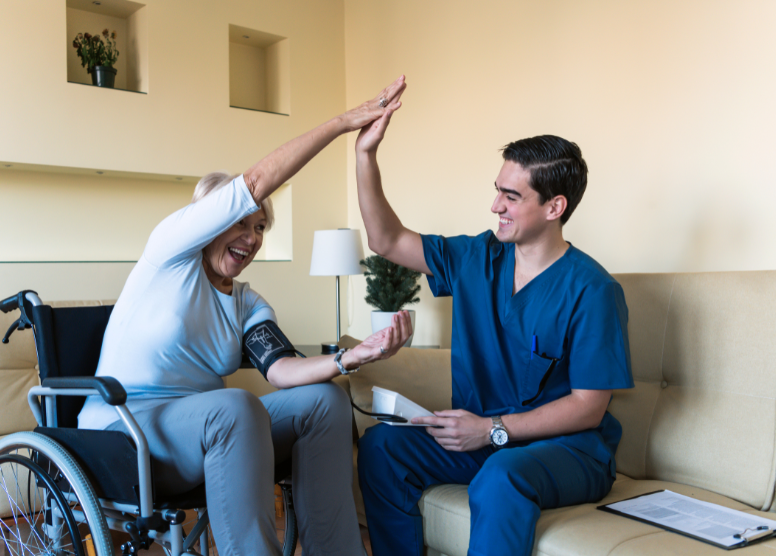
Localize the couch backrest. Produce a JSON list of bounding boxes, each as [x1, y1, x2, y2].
[[0, 299, 114, 437], [610, 271, 776, 511]]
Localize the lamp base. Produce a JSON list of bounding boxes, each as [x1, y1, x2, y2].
[[320, 342, 339, 355]]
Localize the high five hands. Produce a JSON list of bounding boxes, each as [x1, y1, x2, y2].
[[342, 75, 406, 134], [355, 75, 406, 154]]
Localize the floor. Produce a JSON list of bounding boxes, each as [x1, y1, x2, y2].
[[104, 507, 374, 555], [1, 499, 374, 556], [275, 515, 374, 556]]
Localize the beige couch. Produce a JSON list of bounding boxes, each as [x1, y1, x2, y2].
[[4, 271, 776, 555]]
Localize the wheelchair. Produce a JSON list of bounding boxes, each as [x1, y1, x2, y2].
[[0, 290, 299, 556]]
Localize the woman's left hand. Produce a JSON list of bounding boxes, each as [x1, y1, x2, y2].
[[344, 310, 413, 368]]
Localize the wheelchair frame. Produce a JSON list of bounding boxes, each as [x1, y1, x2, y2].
[[0, 291, 298, 556]]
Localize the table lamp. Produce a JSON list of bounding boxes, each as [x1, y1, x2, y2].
[[309, 229, 364, 354]]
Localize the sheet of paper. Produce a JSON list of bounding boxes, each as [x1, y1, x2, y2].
[[371, 386, 435, 426], [605, 490, 776, 548]]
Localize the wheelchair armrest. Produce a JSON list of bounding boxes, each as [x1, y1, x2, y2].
[[42, 376, 127, 406]]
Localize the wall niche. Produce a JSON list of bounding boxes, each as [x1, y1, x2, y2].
[[66, 0, 148, 93], [229, 24, 290, 115]]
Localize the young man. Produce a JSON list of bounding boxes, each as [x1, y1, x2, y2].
[[354, 80, 634, 556]]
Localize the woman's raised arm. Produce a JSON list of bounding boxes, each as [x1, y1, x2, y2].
[[243, 75, 406, 205]]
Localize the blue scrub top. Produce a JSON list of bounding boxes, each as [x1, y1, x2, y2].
[[422, 231, 634, 476]]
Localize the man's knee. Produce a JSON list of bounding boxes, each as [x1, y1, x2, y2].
[[357, 424, 426, 482], [357, 424, 392, 473], [359, 423, 407, 456], [469, 450, 542, 510]]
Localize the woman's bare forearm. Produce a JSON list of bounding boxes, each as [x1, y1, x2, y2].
[[264, 310, 414, 389], [265, 350, 360, 389], [243, 117, 346, 205]]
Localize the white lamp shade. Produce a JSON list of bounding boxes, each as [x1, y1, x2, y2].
[[309, 229, 365, 276]]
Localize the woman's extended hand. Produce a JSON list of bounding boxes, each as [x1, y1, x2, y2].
[[339, 76, 406, 133], [343, 310, 413, 368]]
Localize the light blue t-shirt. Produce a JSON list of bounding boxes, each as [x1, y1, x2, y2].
[[78, 175, 276, 430]]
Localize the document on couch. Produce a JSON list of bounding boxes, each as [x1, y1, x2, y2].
[[371, 386, 435, 426], [598, 490, 776, 549]]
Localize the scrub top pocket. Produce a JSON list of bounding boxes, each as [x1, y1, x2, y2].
[[520, 352, 563, 406]]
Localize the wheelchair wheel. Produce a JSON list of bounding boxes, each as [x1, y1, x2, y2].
[[279, 483, 298, 556], [0, 431, 112, 556]]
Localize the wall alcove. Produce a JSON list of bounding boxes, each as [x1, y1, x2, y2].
[[0, 164, 292, 263], [66, 0, 148, 94], [229, 24, 290, 115]]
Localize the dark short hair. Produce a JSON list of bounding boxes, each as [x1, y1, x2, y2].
[[501, 135, 588, 225]]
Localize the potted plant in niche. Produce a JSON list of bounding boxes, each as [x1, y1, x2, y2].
[[361, 255, 421, 347], [72, 29, 120, 88]]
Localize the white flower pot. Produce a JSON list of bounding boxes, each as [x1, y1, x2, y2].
[[371, 310, 416, 347]]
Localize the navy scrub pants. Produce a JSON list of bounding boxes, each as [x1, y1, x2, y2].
[[358, 424, 614, 556]]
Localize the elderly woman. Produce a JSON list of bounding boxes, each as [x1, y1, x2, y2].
[[77, 76, 410, 555]]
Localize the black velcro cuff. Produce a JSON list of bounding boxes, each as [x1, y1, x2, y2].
[[243, 320, 298, 379]]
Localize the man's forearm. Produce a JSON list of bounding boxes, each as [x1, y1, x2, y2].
[[355, 151, 405, 256], [500, 389, 611, 442]]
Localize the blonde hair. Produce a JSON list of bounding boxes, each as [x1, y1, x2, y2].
[[192, 171, 274, 231]]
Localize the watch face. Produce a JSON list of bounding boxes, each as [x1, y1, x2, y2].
[[492, 428, 508, 446]]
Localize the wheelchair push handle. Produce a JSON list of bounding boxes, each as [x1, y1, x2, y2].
[[1, 290, 41, 344], [0, 294, 20, 313], [1, 290, 41, 314]]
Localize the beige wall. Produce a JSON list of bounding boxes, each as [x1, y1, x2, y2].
[[343, 0, 776, 347], [0, 0, 348, 344], [2, 0, 775, 349]]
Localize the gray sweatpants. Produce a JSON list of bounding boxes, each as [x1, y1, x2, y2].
[[106, 382, 362, 556]]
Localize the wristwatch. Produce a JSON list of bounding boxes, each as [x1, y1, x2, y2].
[[334, 348, 359, 375], [489, 416, 508, 448]]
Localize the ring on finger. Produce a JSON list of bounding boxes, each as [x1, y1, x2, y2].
[[379, 98, 388, 108], [379, 345, 387, 354]]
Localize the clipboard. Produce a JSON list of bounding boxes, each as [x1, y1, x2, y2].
[[597, 490, 776, 550]]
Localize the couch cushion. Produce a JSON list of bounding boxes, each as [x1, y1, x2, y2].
[[0, 368, 39, 436], [609, 273, 675, 480], [0, 306, 38, 370], [339, 335, 452, 437], [611, 272, 776, 512], [418, 476, 776, 556], [656, 272, 776, 511]]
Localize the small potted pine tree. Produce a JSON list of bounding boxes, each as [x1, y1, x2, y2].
[[360, 255, 421, 346]]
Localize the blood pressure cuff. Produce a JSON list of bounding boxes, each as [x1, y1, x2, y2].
[[243, 320, 300, 379]]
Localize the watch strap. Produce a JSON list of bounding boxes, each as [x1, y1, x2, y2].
[[490, 415, 508, 447], [334, 348, 359, 375]]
